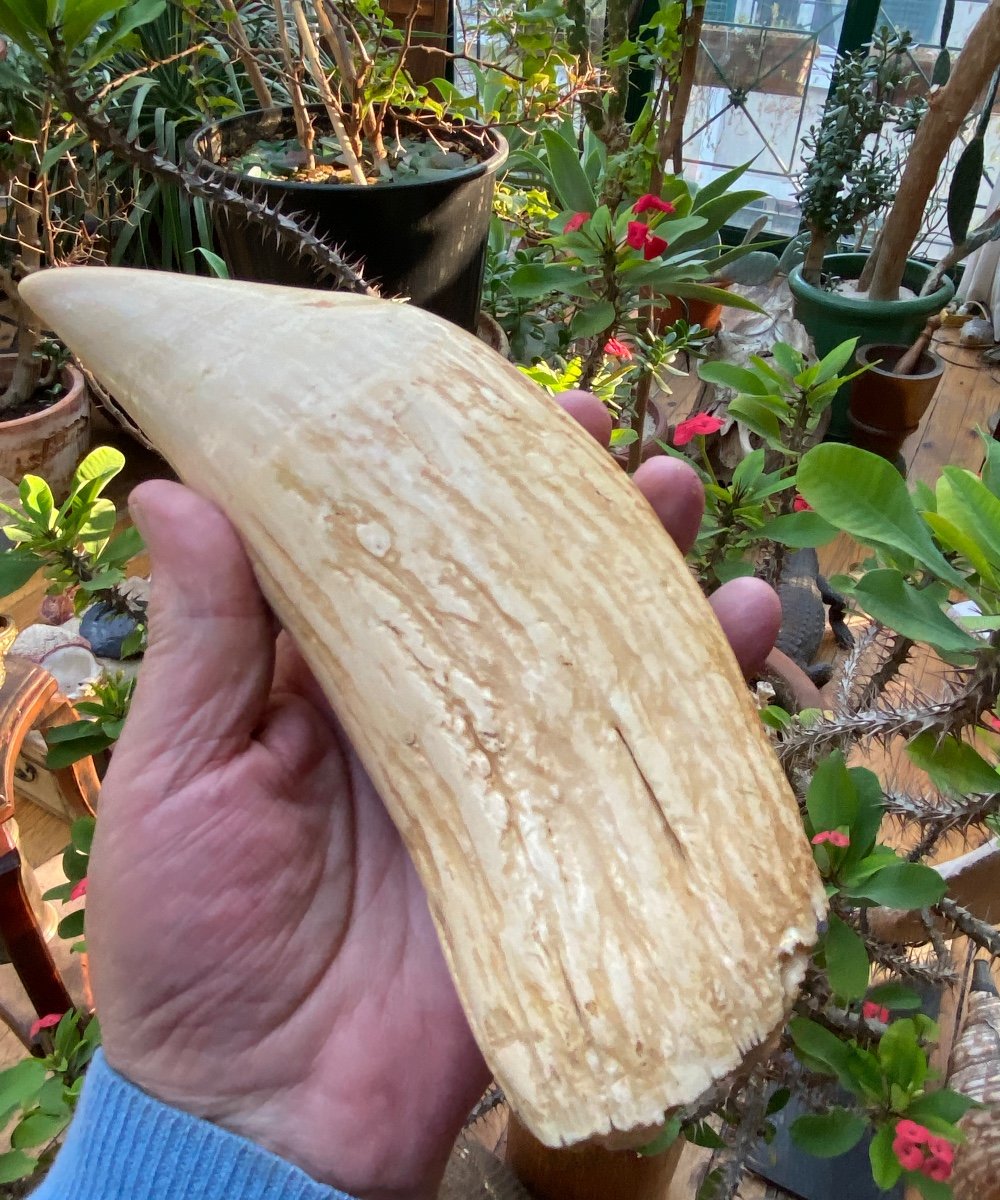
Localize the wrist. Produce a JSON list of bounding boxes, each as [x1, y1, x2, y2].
[[34, 1052, 359, 1200]]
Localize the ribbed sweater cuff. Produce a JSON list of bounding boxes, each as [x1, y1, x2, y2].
[[33, 1051, 357, 1200]]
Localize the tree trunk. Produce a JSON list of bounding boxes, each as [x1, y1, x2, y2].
[[801, 225, 828, 286], [865, 0, 1000, 302], [666, 0, 705, 175]]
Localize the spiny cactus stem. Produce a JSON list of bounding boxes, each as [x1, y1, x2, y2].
[[51, 59, 377, 297]]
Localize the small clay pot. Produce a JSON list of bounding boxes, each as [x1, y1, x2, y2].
[[0, 614, 16, 690], [848, 342, 944, 465], [611, 397, 670, 469], [0, 354, 90, 499], [652, 282, 731, 334]]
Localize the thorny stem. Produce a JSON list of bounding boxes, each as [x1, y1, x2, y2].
[[705, 1075, 771, 1200], [50, 55, 376, 295], [934, 896, 1000, 956], [63, 549, 147, 625]]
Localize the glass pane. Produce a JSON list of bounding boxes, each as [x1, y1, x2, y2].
[[681, 5, 847, 235]]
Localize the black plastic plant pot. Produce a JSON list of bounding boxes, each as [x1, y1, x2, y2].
[[186, 107, 508, 332]]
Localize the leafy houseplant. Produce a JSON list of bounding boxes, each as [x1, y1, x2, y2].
[[0, 446, 147, 654], [0, 36, 91, 492], [183, 0, 535, 329], [788, 2, 1000, 439]]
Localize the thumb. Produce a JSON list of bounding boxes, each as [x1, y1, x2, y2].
[[116, 480, 276, 778]]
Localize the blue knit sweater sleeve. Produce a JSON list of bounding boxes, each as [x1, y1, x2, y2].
[[33, 1051, 358, 1200]]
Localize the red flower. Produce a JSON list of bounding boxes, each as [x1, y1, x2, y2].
[[633, 194, 675, 215], [604, 338, 633, 361], [29, 1012, 63, 1040], [673, 414, 725, 446], [926, 1136, 954, 1164], [893, 1137, 925, 1172], [792, 495, 811, 512], [862, 1001, 890, 1023], [922, 1156, 953, 1182], [70, 877, 88, 902], [895, 1120, 930, 1146], [983, 710, 1000, 732], [626, 220, 649, 249], [811, 830, 849, 847], [564, 211, 591, 233], [643, 234, 669, 260]]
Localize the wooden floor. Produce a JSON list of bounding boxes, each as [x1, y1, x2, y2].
[[1, 328, 998, 1198]]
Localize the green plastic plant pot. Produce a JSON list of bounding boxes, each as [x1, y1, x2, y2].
[[788, 253, 955, 441]]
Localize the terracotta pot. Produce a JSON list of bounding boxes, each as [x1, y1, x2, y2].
[[612, 397, 670, 469], [653, 286, 728, 335], [0, 354, 90, 499], [505, 1112, 684, 1200], [848, 341, 944, 465]]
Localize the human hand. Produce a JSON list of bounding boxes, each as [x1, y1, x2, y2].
[[87, 392, 780, 1200]]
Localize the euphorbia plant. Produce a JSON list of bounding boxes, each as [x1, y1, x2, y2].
[[0, 446, 147, 653]]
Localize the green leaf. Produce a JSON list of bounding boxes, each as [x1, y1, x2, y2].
[[638, 1115, 682, 1156], [850, 570, 980, 655], [822, 914, 870, 1001], [0, 1150, 37, 1184], [37, 131, 88, 177], [34, 1076, 67, 1118], [690, 160, 752, 209], [684, 1119, 726, 1148], [731, 448, 766, 492], [0, 1060, 46, 1117], [70, 817, 94, 855], [44, 720, 97, 746], [789, 1109, 867, 1158], [908, 1088, 979, 1124], [571, 300, 616, 339], [60, 0, 130, 50], [877, 1019, 927, 1091], [948, 136, 984, 245], [697, 361, 772, 395], [913, 1177, 954, 1200], [46, 734, 113, 770], [765, 512, 838, 548], [907, 732, 1000, 795], [57, 909, 85, 940], [191, 247, 230, 279], [806, 751, 857, 834], [508, 263, 591, 298], [867, 981, 922, 1011], [788, 1017, 861, 1091], [0, 552, 41, 597], [869, 1124, 903, 1190], [771, 343, 803, 377], [813, 338, 860, 386], [727, 396, 783, 447], [937, 467, 1000, 574], [796, 445, 969, 591], [660, 282, 763, 313], [842, 861, 946, 908], [11, 1108, 70, 1149], [931, 46, 950, 86], [541, 128, 596, 214], [923, 511, 1000, 589], [843, 767, 886, 862], [766, 1087, 791, 1115]]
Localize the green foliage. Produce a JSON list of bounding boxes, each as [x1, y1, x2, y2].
[[44, 671, 135, 769], [797, 27, 925, 276], [679, 339, 858, 587], [0, 1011, 100, 1183], [0, 447, 147, 649]]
